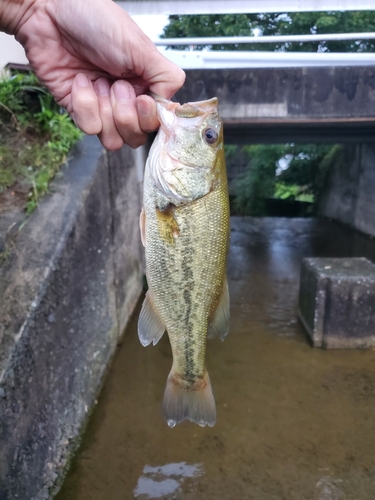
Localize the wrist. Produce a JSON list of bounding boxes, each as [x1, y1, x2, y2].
[[0, 0, 38, 35]]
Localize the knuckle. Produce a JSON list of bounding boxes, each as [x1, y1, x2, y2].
[[103, 137, 124, 151], [76, 117, 102, 135], [114, 109, 137, 129], [112, 104, 146, 147], [74, 92, 98, 110], [115, 118, 144, 145], [98, 100, 114, 120]]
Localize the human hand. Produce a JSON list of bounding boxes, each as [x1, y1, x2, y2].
[[2, 0, 185, 150]]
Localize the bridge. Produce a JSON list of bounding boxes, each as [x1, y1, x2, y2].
[[175, 67, 375, 144], [174, 66, 375, 238]]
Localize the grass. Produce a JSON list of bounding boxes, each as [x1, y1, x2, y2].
[[0, 71, 83, 214]]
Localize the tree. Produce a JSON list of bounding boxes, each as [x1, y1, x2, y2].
[[278, 144, 333, 192], [231, 143, 345, 214], [162, 12, 375, 52], [233, 145, 285, 215], [162, 12, 375, 215], [276, 144, 343, 205]]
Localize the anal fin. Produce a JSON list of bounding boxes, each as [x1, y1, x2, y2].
[[138, 291, 165, 346], [208, 277, 230, 341]]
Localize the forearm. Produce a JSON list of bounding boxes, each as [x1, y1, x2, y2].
[[0, 0, 37, 34]]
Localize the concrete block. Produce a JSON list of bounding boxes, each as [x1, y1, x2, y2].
[[298, 257, 375, 349]]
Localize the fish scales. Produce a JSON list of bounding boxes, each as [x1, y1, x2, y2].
[[138, 96, 230, 428], [144, 170, 229, 378]]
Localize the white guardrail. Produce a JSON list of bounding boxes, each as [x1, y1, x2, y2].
[[121, 0, 375, 15], [154, 33, 375, 69], [154, 33, 375, 46], [158, 50, 375, 70]]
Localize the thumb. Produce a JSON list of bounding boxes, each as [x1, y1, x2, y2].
[[144, 51, 186, 99]]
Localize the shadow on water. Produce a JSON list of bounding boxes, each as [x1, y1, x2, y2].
[[56, 217, 375, 500]]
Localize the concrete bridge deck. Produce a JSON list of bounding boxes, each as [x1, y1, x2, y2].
[[176, 67, 375, 144]]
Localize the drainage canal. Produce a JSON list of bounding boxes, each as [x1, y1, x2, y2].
[[56, 217, 375, 500]]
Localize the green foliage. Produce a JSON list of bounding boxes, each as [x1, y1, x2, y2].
[[275, 143, 343, 206], [162, 14, 258, 50], [232, 143, 342, 215], [274, 183, 314, 202], [162, 11, 375, 52], [278, 144, 334, 194], [0, 71, 47, 121], [233, 145, 284, 215], [273, 11, 375, 52], [0, 71, 82, 214], [224, 144, 239, 160]]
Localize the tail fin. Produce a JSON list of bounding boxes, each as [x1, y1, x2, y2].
[[162, 371, 216, 428]]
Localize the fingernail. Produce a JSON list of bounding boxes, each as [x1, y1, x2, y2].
[[94, 79, 110, 97], [114, 81, 132, 102], [76, 73, 90, 88]]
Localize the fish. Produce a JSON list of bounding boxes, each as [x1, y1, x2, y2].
[[138, 95, 230, 428]]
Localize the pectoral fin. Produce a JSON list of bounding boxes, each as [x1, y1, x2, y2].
[[156, 205, 179, 245], [139, 207, 146, 247], [208, 278, 230, 341], [138, 291, 165, 346]]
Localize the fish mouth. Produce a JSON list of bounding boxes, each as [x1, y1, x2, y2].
[[154, 97, 220, 158], [174, 98, 219, 118], [150, 92, 219, 119]]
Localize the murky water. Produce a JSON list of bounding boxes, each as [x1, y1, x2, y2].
[[56, 217, 375, 500]]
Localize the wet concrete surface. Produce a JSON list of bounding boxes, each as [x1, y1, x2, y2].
[[56, 217, 375, 500]]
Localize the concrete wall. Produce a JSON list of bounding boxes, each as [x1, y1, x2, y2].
[[177, 67, 375, 122], [176, 67, 375, 144], [0, 136, 145, 500], [319, 143, 375, 237]]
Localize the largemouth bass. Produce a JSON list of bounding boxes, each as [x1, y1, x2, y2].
[[138, 95, 230, 428]]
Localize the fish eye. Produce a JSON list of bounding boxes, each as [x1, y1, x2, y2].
[[203, 128, 218, 145]]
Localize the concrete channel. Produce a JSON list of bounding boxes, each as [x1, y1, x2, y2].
[[55, 217, 375, 500], [1, 64, 375, 499], [0, 136, 146, 499]]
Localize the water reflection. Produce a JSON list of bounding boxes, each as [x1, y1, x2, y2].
[[133, 463, 203, 499], [315, 476, 344, 500]]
